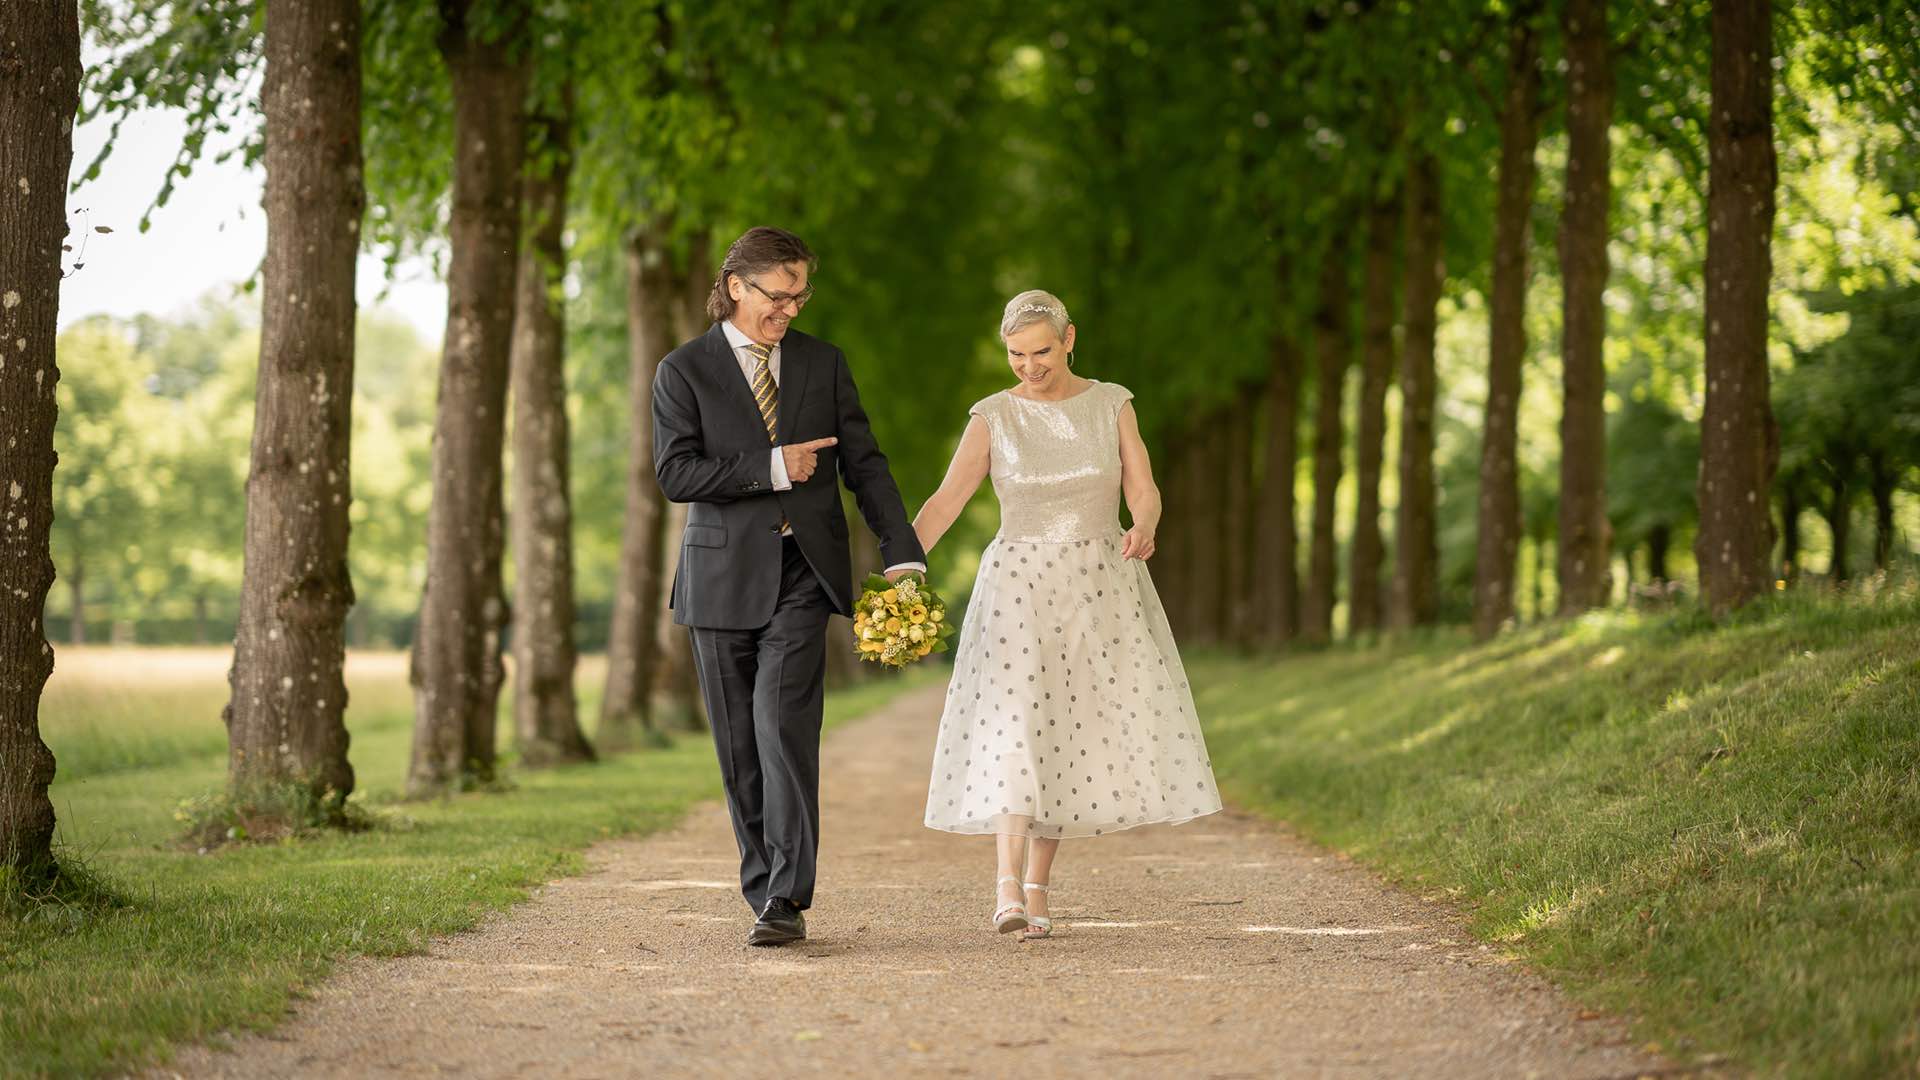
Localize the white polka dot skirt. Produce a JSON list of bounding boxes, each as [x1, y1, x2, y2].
[[923, 532, 1225, 839]]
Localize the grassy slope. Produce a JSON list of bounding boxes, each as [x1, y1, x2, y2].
[[3, 649, 926, 1079], [1191, 588, 1920, 1078]]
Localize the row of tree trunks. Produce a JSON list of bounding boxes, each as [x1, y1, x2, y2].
[[407, 0, 531, 797], [222, 0, 364, 811], [1220, 393, 1255, 643], [1253, 320, 1302, 647], [1695, 0, 1779, 615], [1392, 151, 1443, 631], [1350, 187, 1400, 636], [1303, 241, 1352, 644], [0, 0, 80, 881], [508, 75, 593, 768], [1471, 0, 1544, 642], [1555, 0, 1616, 614], [653, 241, 713, 732]]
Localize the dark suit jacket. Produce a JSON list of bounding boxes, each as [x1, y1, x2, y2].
[[653, 323, 927, 630]]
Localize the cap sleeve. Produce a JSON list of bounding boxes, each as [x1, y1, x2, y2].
[[967, 392, 1003, 425], [1104, 381, 1135, 414]]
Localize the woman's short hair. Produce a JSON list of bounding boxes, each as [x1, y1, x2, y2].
[[706, 226, 818, 323], [999, 289, 1071, 342]]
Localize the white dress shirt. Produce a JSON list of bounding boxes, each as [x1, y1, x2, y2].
[[721, 319, 925, 577]]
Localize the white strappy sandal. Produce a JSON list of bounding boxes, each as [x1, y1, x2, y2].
[[1021, 882, 1053, 940], [992, 874, 1030, 934]]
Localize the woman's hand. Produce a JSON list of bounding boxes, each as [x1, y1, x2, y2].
[[1120, 524, 1156, 560]]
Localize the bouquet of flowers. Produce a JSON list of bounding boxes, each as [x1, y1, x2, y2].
[[852, 572, 955, 668]]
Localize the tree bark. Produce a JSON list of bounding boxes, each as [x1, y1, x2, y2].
[[1304, 246, 1352, 644], [222, 0, 362, 812], [1473, 1, 1544, 641], [598, 225, 682, 749], [1392, 153, 1444, 631], [1695, 0, 1779, 615], [67, 555, 84, 646], [1187, 413, 1227, 645], [652, 240, 714, 732], [1220, 392, 1255, 645], [1780, 485, 1802, 583], [1648, 524, 1671, 583], [508, 77, 592, 768], [408, 0, 529, 796], [1824, 467, 1851, 584], [1350, 188, 1399, 637], [0, 0, 78, 881], [1867, 452, 1896, 573], [1556, 0, 1615, 614], [1253, 327, 1301, 647]]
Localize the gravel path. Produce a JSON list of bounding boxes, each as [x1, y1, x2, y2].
[[157, 682, 1675, 1079]]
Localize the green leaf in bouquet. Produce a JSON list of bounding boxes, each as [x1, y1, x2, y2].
[[861, 572, 891, 593]]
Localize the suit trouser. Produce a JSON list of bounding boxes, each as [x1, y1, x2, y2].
[[687, 535, 833, 913]]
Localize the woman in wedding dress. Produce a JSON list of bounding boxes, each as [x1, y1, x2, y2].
[[912, 290, 1222, 939]]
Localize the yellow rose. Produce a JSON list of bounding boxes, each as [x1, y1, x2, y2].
[[882, 588, 899, 605], [908, 625, 925, 643], [884, 617, 903, 634], [916, 641, 934, 656], [929, 608, 944, 623], [859, 640, 883, 653]]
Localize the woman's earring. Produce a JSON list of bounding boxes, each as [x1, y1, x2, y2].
[[1067, 350, 1076, 368]]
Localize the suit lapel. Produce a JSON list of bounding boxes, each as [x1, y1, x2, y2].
[[775, 335, 812, 445], [703, 323, 772, 443]]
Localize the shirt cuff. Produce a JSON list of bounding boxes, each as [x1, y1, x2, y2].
[[768, 447, 792, 491], [884, 562, 928, 575]]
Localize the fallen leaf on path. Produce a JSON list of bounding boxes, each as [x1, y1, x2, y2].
[[795, 1030, 823, 1042]]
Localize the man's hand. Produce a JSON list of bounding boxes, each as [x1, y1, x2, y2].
[[781, 437, 838, 484], [884, 567, 923, 584]]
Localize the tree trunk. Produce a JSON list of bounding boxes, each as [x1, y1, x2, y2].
[[222, 0, 363, 813], [0, 0, 78, 882], [1254, 327, 1301, 647], [1304, 246, 1352, 644], [1350, 188, 1399, 637], [1867, 452, 1896, 572], [1473, 1, 1544, 641], [1695, 0, 1779, 615], [1556, 0, 1615, 615], [508, 77, 592, 769], [1187, 413, 1227, 645], [1648, 524, 1671, 583], [408, 0, 529, 796], [598, 225, 687, 749], [1392, 153, 1444, 631], [67, 555, 84, 646], [1220, 392, 1255, 645], [1825, 468, 1851, 584], [194, 593, 209, 645], [654, 240, 713, 733], [1780, 485, 1802, 583]]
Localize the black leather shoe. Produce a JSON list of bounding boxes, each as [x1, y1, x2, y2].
[[747, 897, 806, 946]]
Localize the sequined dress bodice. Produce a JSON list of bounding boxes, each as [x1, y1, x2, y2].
[[970, 380, 1132, 543]]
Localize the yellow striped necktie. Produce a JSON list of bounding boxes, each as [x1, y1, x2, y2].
[[745, 342, 778, 444]]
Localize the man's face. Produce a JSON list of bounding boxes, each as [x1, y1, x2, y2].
[[729, 261, 811, 346]]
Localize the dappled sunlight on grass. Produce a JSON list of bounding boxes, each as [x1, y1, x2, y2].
[[1194, 589, 1920, 1075]]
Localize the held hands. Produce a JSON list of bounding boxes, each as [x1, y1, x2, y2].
[[1120, 525, 1157, 560], [781, 437, 838, 484]]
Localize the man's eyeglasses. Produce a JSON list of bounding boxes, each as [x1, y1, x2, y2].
[[744, 277, 813, 311]]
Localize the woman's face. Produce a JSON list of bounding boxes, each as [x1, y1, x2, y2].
[[1004, 321, 1077, 392]]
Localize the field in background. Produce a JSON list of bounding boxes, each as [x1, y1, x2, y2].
[[8, 648, 926, 1079]]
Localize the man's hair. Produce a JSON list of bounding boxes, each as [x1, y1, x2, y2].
[[706, 226, 818, 323]]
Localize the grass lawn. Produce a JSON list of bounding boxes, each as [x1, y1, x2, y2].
[[1192, 586, 1920, 1079], [3, 647, 928, 1079]]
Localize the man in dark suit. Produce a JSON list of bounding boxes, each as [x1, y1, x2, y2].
[[652, 226, 926, 946]]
